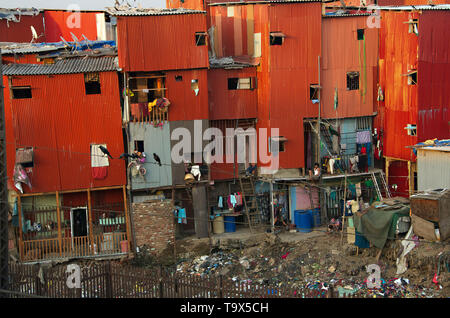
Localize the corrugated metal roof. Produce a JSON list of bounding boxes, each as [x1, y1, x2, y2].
[[421, 146, 450, 152], [2, 56, 118, 75], [323, 12, 372, 18], [106, 7, 206, 16], [209, 0, 321, 6], [377, 4, 450, 11]]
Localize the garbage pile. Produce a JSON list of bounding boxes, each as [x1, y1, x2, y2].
[[174, 237, 446, 298]]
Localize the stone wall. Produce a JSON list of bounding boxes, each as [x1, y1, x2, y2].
[[131, 199, 175, 255]]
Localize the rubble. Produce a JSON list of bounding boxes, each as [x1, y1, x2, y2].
[[174, 233, 449, 297]]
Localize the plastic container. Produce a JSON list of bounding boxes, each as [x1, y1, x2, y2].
[[311, 208, 321, 227], [224, 215, 236, 233], [213, 216, 225, 234], [294, 210, 312, 233]]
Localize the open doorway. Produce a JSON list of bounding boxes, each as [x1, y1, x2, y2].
[[70, 207, 88, 237]]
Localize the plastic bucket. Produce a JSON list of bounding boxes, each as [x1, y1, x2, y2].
[[224, 215, 236, 232], [294, 210, 312, 233], [213, 216, 225, 234], [311, 208, 321, 227]]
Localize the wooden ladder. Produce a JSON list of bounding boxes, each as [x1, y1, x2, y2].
[[238, 175, 261, 232]]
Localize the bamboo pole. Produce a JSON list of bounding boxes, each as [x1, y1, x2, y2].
[[56, 191, 62, 257]]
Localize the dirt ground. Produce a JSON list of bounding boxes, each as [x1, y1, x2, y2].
[[165, 231, 450, 298]]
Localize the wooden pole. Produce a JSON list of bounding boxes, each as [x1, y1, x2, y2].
[[87, 189, 94, 254], [340, 173, 347, 245], [123, 185, 131, 254], [56, 191, 62, 257], [17, 195, 23, 261], [407, 160, 412, 197]]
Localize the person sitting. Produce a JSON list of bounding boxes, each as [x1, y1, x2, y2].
[[309, 163, 321, 181]]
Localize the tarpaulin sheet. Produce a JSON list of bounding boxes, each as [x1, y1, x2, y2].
[[353, 204, 410, 249]]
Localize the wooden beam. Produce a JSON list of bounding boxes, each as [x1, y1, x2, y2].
[[123, 185, 131, 253], [56, 191, 62, 257], [87, 189, 94, 254], [385, 157, 390, 188], [13, 185, 125, 198]]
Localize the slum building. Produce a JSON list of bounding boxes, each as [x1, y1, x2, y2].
[[2, 42, 131, 262], [377, 5, 450, 198], [108, 6, 212, 239], [0, 7, 117, 43]]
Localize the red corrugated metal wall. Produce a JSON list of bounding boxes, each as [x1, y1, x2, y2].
[[418, 11, 450, 141], [116, 14, 209, 72], [208, 67, 257, 120], [0, 14, 45, 43], [321, 16, 378, 119], [262, 3, 322, 170], [379, 11, 418, 161], [44, 11, 98, 42], [166, 0, 206, 10], [166, 69, 209, 121], [5, 71, 126, 194]]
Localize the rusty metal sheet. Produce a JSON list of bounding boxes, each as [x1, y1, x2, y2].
[[4, 71, 126, 193], [321, 16, 378, 119], [116, 14, 209, 72], [44, 10, 98, 42]]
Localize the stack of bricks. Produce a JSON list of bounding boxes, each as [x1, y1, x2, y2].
[[131, 199, 175, 255]]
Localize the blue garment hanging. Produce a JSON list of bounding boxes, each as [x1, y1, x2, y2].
[[218, 196, 223, 208]]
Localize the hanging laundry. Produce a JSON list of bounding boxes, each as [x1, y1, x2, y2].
[[329, 158, 335, 174], [148, 99, 157, 113], [229, 195, 237, 208], [91, 144, 109, 180], [177, 208, 187, 224], [13, 163, 32, 193], [356, 183, 362, 198], [356, 130, 371, 144], [377, 86, 384, 101], [218, 196, 223, 208], [191, 165, 201, 180]]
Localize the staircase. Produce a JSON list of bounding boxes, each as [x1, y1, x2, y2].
[[238, 175, 261, 232]]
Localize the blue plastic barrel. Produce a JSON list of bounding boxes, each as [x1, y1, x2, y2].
[[224, 215, 236, 232], [311, 208, 321, 227], [294, 210, 312, 233]]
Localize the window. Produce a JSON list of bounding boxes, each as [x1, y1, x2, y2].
[[408, 19, 418, 35], [12, 86, 32, 99], [84, 72, 101, 95], [175, 75, 183, 82], [269, 136, 287, 153], [347, 72, 359, 90], [129, 72, 166, 103], [195, 32, 207, 46], [357, 29, 365, 40], [270, 32, 285, 46], [134, 140, 144, 153], [228, 77, 255, 90], [310, 84, 320, 101], [408, 71, 417, 85], [16, 147, 34, 168], [405, 124, 416, 136]]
